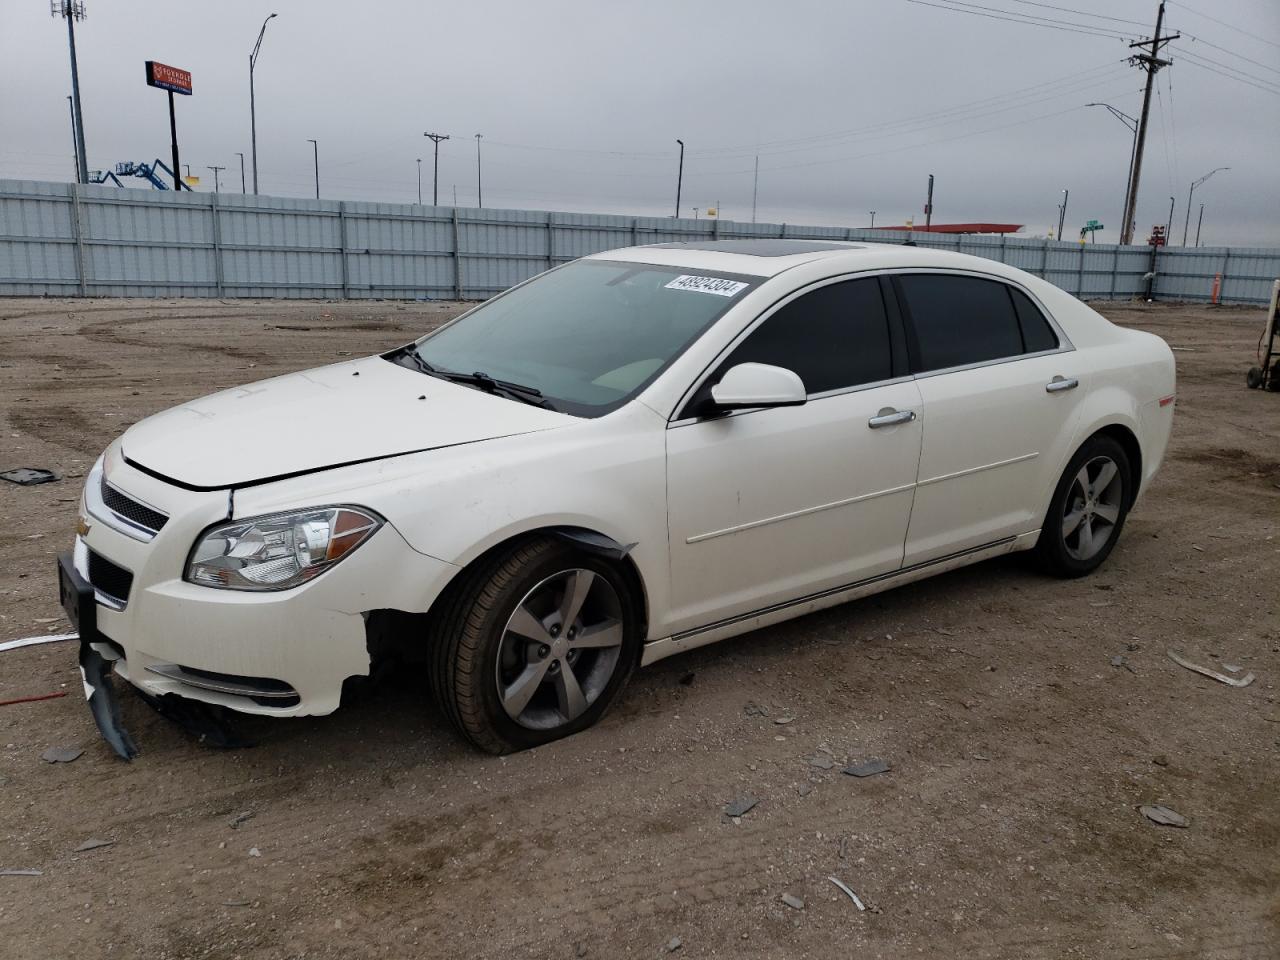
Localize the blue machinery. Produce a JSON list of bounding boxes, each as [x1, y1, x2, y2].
[[89, 159, 190, 190]]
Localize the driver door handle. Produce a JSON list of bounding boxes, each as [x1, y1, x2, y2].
[[868, 408, 916, 429], [1046, 376, 1079, 393]]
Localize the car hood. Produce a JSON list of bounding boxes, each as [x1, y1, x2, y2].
[[120, 356, 572, 490]]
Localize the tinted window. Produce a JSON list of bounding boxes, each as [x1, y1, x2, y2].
[[1009, 287, 1059, 353], [719, 278, 892, 394], [898, 274, 1024, 372]]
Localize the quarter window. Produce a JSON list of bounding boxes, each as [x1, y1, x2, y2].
[[719, 278, 893, 395], [1009, 287, 1059, 353]]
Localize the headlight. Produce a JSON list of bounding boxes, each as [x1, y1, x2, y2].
[[186, 506, 383, 591]]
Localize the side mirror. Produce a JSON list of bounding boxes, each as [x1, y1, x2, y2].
[[710, 362, 807, 410]]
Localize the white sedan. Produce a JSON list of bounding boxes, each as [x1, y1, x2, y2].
[[60, 240, 1175, 756]]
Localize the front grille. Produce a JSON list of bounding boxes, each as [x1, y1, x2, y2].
[[101, 478, 167, 534], [87, 550, 133, 606]]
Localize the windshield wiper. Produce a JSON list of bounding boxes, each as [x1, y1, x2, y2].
[[386, 347, 554, 410]]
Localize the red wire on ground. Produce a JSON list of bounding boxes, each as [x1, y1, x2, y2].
[[0, 691, 69, 707]]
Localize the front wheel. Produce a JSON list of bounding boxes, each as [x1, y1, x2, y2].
[[1034, 435, 1133, 578], [429, 537, 641, 754]]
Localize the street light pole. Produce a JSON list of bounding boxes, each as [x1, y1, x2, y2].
[[248, 12, 277, 195], [1182, 167, 1229, 246], [474, 134, 483, 208], [675, 139, 684, 218], [1195, 203, 1204, 246], [234, 152, 246, 193], [207, 165, 225, 193], [1057, 188, 1069, 242], [306, 139, 319, 199], [1166, 195, 1175, 243], [67, 95, 80, 181], [416, 158, 422, 205], [424, 133, 449, 206]]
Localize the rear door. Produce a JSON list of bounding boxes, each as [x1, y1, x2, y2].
[[895, 273, 1086, 566], [664, 276, 923, 634]]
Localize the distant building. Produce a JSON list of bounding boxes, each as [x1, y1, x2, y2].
[[872, 222, 1023, 235]]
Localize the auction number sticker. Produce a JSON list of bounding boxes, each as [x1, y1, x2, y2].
[[664, 274, 749, 297]]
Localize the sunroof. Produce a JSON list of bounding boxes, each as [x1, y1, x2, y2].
[[647, 239, 861, 257]]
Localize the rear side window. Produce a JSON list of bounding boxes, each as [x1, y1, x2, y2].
[[720, 277, 892, 394], [1009, 287, 1059, 353], [897, 274, 1023, 372]]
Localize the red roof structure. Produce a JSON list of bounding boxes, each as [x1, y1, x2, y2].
[[871, 223, 1023, 234]]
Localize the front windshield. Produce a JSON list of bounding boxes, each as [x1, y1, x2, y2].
[[401, 260, 760, 416]]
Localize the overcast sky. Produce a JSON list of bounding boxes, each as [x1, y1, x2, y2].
[[2, 0, 1277, 245]]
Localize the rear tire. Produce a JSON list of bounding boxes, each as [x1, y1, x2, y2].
[[1246, 366, 1263, 389], [428, 536, 641, 754], [1034, 435, 1133, 578]]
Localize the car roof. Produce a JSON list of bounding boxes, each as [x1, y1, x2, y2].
[[587, 238, 1026, 280]]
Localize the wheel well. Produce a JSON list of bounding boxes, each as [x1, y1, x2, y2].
[[1094, 424, 1143, 503], [430, 528, 650, 642]]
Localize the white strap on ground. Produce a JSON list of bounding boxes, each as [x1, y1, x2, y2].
[[0, 632, 79, 653]]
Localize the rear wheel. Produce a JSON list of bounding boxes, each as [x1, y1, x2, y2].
[[429, 537, 641, 753], [1246, 366, 1263, 389], [1035, 435, 1133, 578]]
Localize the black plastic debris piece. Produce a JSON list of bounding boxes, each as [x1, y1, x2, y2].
[[0, 468, 60, 486], [842, 758, 892, 778], [723, 795, 759, 818], [80, 641, 140, 761]]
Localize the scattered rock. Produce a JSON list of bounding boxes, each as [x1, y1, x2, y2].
[[575, 942, 588, 958], [1140, 804, 1188, 828], [774, 716, 795, 725], [780, 893, 804, 910], [665, 936, 683, 953], [40, 746, 83, 764], [74, 838, 114, 853], [678, 672, 695, 686], [744, 702, 768, 718], [1111, 655, 1135, 673], [843, 758, 891, 778], [723, 796, 759, 818], [222, 899, 252, 907], [1152, 755, 1169, 767], [229, 811, 254, 829], [807, 755, 834, 770], [248, 846, 262, 857], [797, 784, 813, 797]]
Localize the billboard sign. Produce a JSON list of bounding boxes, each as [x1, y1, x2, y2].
[[145, 61, 192, 96]]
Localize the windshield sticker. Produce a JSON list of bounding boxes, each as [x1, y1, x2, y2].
[[664, 275, 749, 297]]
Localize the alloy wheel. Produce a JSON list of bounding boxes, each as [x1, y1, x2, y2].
[[1061, 455, 1124, 561], [495, 568, 624, 730]]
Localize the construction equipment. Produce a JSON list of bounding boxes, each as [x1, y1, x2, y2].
[[1246, 280, 1280, 392], [88, 159, 190, 190]]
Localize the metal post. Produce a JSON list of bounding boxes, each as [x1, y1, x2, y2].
[[424, 133, 449, 207], [338, 202, 349, 299], [416, 158, 422, 205], [69, 182, 87, 296], [67, 95, 80, 181], [547, 214, 555, 271], [925, 174, 934, 231], [166, 90, 182, 190], [751, 154, 758, 224], [474, 134, 483, 208], [674, 139, 684, 218], [1194, 203, 1204, 247], [207, 165, 224, 193], [1165, 196, 1175, 245], [235, 152, 246, 193], [451, 207, 463, 299], [307, 139, 319, 198], [249, 13, 277, 196], [210, 191, 225, 297], [1057, 189, 1068, 243], [869, 211, 875, 229]]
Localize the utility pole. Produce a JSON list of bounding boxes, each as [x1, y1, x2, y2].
[[424, 133, 449, 206], [869, 211, 876, 228], [306, 139, 319, 198], [1086, 103, 1138, 242], [235, 152, 246, 193], [66, 95, 79, 181], [1182, 167, 1229, 245], [474, 134, 483, 208], [207, 165, 224, 193], [416, 158, 422, 205], [53, 1, 90, 184], [249, 13, 278, 195], [1194, 203, 1204, 246], [675, 139, 684, 218], [1057, 188, 1069, 241], [751, 155, 759, 223], [1120, 2, 1178, 245], [1165, 196, 1175, 242], [924, 174, 934, 231]]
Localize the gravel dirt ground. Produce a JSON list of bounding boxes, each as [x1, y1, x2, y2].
[[0, 297, 1277, 960]]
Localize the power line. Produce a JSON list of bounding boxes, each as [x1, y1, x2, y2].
[[1169, 1, 1280, 52], [1170, 45, 1280, 90], [1176, 31, 1280, 76], [1001, 0, 1148, 27], [902, 0, 1134, 40], [1172, 48, 1280, 96]]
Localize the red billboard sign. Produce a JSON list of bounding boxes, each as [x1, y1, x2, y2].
[[145, 61, 192, 96]]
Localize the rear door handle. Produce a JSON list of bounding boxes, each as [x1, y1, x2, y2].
[[868, 408, 916, 429], [1046, 376, 1079, 393]]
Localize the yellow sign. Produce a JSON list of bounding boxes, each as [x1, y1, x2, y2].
[[183, 175, 201, 187], [706, 207, 717, 218]]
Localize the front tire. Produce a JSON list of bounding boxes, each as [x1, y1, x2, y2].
[[1034, 435, 1133, 578], [429, 537, 641, 754]]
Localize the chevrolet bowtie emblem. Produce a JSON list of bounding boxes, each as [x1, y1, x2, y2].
[[76, 516, 91, 538]]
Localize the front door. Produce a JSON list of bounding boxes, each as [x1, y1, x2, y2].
[[665, 276, 923, 635]]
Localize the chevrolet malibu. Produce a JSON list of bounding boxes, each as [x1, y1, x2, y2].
[[60, 240, 1175, 756]]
